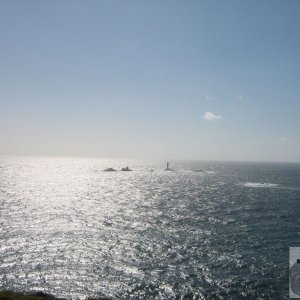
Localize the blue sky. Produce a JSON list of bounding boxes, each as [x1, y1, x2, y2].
[[0, 0, 299, 161]]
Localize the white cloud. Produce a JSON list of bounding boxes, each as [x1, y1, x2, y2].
[[236, 94, 244, 102], [204, 94, 216, 102], [203, 111, 222, 121], [279, 137, 286, 142], [267, 137, 291, 143]]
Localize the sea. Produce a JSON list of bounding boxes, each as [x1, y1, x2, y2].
[[0, 156, 300, 299]]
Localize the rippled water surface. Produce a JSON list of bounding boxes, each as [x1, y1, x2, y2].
[[0, 157, 300, 299]]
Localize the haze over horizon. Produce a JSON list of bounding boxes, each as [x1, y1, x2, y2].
[[1, 1, 299, 162]]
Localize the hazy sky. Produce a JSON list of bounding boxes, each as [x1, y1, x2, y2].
[[0, 0, 299, 162]]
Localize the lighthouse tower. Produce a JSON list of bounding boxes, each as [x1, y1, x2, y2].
[[165, 162, 173, 171]]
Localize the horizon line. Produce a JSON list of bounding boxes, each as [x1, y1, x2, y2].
[[0, 154, 299, 164]]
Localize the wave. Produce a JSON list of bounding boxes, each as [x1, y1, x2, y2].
[[243, 182, 279, 188]]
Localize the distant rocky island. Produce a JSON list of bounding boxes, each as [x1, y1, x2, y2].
[[104, 167, 117, 172], [104, 166, 132, 172], [121, 166, 132, 171]]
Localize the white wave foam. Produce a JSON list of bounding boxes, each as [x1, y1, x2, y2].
[[243, 182, 279, 188]]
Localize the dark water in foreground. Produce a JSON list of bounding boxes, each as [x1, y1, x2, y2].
[[0, 157, 300, 299]]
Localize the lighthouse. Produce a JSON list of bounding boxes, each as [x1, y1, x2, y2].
[[165, 162, 173, 171]]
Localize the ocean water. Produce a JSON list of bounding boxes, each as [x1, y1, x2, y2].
[[0, 157, 300, 299]]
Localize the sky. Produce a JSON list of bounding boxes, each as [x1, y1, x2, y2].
[[0, 0, 299, 162]]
